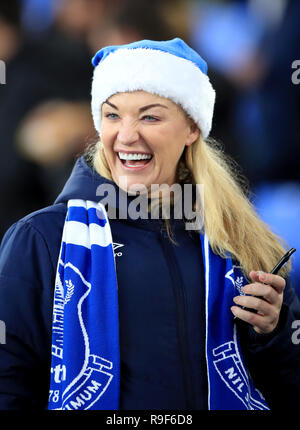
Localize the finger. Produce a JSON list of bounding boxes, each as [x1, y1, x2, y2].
[[249, 270, 261, 283], [241, 283, 279, 304], [233, 294, 276, 316], [231, 305, 277, 334], [249, 271, 286, 294]]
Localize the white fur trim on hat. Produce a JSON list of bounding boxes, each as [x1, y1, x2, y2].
[[91, 48, 216, 139]]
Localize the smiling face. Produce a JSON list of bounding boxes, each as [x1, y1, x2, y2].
[[100, 91, 200, 193]]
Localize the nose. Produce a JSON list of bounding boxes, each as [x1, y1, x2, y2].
[[117, 120, 139, 145]]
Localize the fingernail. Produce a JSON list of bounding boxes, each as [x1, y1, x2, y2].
[[258, 272, 266, 281]]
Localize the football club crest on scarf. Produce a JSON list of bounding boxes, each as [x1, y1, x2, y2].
[[201, 235, 269, 410], [48, 200, 120, 410]]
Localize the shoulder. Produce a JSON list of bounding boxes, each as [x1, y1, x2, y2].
[[0, 203, 67, 275], [16, 202, 67, 231], [3, 203, 67, 239]]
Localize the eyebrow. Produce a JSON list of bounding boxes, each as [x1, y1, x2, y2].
[[103, 101, 169, 112]]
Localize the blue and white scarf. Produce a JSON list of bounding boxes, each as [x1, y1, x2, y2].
[[48, 199, 269, 410], [48, 200, 119, 410]]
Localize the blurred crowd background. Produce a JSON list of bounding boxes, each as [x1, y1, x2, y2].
[[0, 0, 300, 295]]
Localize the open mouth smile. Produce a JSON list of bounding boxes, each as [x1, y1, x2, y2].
[[117, 152, 153, 171]]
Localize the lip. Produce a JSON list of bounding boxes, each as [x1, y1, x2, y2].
[[115, 150, 153, 155], [116, 152, 153, 171]]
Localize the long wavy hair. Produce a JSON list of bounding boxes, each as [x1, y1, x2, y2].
[[86, 136, 290, 278]]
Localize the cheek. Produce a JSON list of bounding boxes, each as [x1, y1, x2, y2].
[[153, 136, 186, 165], [149, 127, 176, 155], [101, 131, 115, 156], [100, 140, 116, 172], [101, 120, 115, 142], [152, 122, 188, 152]]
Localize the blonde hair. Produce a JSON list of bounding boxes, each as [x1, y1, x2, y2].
[[89, 137, 290, 278], [185, 136, 290, 278]]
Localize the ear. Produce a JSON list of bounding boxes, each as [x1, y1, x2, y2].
[[186, 120, 200, 147]]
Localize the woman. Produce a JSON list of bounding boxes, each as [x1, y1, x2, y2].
[[0, 38, 299, 410]]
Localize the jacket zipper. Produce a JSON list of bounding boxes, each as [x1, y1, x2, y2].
[[159, 229, 195, 409]]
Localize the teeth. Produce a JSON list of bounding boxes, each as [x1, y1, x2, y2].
[[118, 152, 152, 160]]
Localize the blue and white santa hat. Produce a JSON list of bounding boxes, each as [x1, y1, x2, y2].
[[91, 37, 216, 139]]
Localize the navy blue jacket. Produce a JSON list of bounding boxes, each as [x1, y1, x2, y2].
[[1, 156, 300, 410]]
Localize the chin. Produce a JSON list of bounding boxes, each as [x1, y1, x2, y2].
[[113, 174, 147, 194]]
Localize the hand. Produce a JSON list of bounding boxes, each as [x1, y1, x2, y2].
[[231, 271, 286, 334]]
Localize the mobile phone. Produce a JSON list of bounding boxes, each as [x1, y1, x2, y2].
[[270, 248, 296, 275], [236, 248, 296, 316]]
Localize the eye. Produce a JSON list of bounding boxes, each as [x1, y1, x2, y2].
[[142, 115, 159, 122], [104, 113, 119, 120]]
